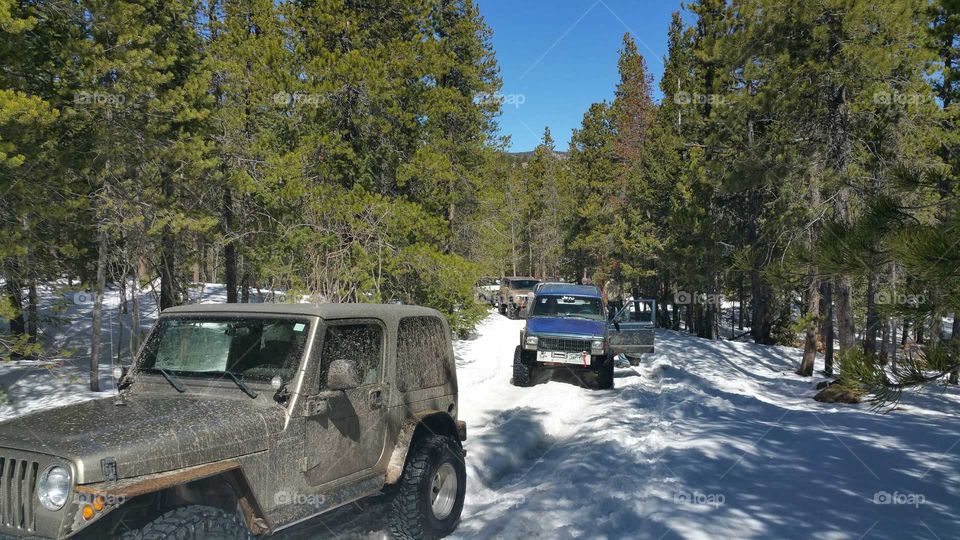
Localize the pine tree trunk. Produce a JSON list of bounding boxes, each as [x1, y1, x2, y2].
[[738, 276, 745, 330], [130, 263, 140, 361], [890, 320, 898, 370], [27, 280, 38, 344], [821, 281, 834, 377], [159, 171, 177, 310], [798, 273, 820, 376], [118, 276, 127, 314], [879, 317, 890, 365], [90, 227, 108, 392], [863, 273, 879, 355], [836, 275, 855, 354], [224, 188, 238, 303], [950, 315, 959, 384], [750, 269, 772, 344], [5, 279, 25, 337]]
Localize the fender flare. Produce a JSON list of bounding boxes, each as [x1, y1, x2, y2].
[[75, 460, 269, 534], [385, 411, 463, 484]]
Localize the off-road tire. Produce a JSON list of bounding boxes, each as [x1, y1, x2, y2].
[[596, 354, 614, 390], [512, 346, 533, 387], [120, 505, 251, 540], [389, 435, 466, 540]]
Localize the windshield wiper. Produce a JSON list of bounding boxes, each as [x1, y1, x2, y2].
[[155, 367, 186, 393], [216, 370, 258, 398]]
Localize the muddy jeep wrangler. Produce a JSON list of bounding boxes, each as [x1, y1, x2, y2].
[[0, 304, 466, 539]]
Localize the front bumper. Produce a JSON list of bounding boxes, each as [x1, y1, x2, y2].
[[535, 350, 595, 366], [525, 334, 604, 354]]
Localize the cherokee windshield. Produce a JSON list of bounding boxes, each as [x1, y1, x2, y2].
[[530, 295, 605, 321], [139, 317, 309, 382]]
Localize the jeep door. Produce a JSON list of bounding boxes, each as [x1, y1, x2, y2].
[[303, 319, 389, 485], [608, 299, 656, 356]]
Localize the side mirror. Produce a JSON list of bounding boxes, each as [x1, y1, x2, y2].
[[326, 358, 361, 391]]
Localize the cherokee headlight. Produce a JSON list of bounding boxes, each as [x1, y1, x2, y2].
[[38, 465, 72, 511], [591, 339, 605, 354], [524, 335, 539, 350]]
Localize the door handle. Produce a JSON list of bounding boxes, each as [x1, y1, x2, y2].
[[369, 389, 383, 409]]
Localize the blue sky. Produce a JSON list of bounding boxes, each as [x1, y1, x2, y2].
[[477, 0, 686, 152]]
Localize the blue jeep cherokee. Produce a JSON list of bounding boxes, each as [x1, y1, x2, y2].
[[513, 283, 657, 389]]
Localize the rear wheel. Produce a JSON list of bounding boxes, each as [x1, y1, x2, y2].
[[512, 346, 534, 387], [389, 435, 466, 540]]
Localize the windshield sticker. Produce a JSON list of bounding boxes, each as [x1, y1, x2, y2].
[[294, 323, 305, 332]]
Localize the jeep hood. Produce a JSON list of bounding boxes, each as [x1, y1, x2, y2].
[[527, 317, 606, 337], [0, 395, 284, 483]]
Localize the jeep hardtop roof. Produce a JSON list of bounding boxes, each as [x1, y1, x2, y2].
[[534, 283, 602, 298], [163, 302, 444, 324]]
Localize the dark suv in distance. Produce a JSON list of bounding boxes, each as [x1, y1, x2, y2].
[[0, 304, 466, 540]]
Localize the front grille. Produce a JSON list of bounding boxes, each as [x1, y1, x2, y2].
[[539, 337, 592, 353], [0, 456, 39, 532]]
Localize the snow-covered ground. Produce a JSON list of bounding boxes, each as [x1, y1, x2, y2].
[[3, 288, 959, 539]]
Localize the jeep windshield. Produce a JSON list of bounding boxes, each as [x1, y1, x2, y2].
[[509, 279, 539, 290], [530, 295, 605, 321], [138, 317, 310, 382]]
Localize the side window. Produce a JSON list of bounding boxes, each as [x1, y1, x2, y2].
[[319, 323, 383, 388], [619, 300, 654, 323], [396, 317, 450, 392]]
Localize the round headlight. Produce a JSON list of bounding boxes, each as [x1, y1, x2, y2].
[[38, 465, 72, 511]]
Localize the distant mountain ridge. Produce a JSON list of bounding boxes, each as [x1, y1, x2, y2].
[[506, 150, 567, 160]]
